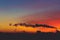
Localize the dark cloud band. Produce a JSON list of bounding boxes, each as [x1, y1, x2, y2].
[[9, 23, 55, 28]]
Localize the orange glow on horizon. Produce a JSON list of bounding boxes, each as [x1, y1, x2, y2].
[[0, 19, 60, 33]]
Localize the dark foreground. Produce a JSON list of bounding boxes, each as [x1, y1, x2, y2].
[[0, 31, 60, 40]]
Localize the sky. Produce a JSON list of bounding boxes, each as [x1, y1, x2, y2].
[[0, 0, 60, 33]]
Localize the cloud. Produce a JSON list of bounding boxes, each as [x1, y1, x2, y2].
[[10, 23, 55, 28]]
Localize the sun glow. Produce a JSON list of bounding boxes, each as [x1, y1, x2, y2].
[[0, 18, 60, 33]]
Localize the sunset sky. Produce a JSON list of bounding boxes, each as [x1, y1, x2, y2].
[[0, 0, 60, 33]]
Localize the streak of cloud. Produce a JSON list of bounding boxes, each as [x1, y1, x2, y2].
[[10, 23, 55, 28]]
